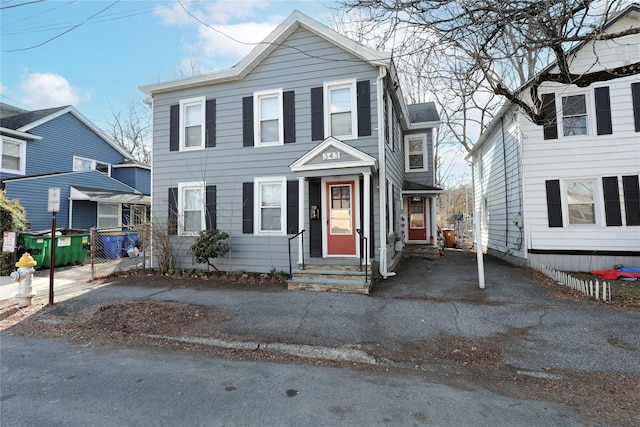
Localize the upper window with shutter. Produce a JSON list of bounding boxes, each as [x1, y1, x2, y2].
[[254, 89, 283, 146], [561, 95, 588, 137], [180, 97, 206, 150], [324, 79, 357, 140]]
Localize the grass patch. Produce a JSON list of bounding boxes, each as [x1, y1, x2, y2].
[[568, 272, 640, 308]]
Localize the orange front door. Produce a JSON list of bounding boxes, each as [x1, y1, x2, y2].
[[326, 181, 356, 256], [408, 198, 427, 241]]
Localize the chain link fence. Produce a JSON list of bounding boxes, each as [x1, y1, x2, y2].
[[90, 225, 150, 280]]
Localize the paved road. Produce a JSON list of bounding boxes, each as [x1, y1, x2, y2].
[[2, 249, 639, 426], [2, 336, 595, 427]]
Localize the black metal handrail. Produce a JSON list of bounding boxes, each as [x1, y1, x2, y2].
[[356, 229, 368, 283], [288, 229, 305, 276]]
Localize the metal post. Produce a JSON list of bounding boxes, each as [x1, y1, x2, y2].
[[49, 212, 56, 304]]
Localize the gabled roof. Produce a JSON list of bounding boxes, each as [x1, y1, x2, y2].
[[0, 103, 67, 130], [0, 102, 134, 161], [139, 10, 392, 95], [290, 136, 378, 173]]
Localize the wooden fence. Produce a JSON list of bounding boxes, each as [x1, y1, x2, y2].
[[529, 260, 611, 302]]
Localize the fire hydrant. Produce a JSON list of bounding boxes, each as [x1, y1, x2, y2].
[[11, 252, 37, 308]]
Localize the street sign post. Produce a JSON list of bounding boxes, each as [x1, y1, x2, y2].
[[47, 188, 60, 305]]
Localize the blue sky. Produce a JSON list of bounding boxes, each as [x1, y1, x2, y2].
[[1, 0, 337, 127]]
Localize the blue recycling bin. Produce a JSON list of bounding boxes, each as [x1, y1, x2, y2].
[[101, 233, 125, 259], [122, 232, 139, 256]]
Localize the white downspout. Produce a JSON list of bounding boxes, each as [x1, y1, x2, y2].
[[377, 66, 395, 278]]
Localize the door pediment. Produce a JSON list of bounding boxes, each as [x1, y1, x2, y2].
[[290, 137, 378, 173]]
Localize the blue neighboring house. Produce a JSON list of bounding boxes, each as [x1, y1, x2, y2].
[[0, 102, 150, 231]]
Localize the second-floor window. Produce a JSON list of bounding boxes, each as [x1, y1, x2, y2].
[[180, 97, 205, 150], [404, 134, 428, 172], [74, 156, 110, 175], [254, 89, 283, 146], [562, 95, 588, 136], [1, 138, 26, 175], [324, 79, 357, 139]]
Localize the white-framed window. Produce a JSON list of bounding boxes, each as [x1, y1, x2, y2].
[[178, 181, 205, 235], [1, 137, 26, 175], [561, 94, 588, 136], [73, 156, 110, 175], [97, 203, 121, 228], [180, 96, 206, 150], [254, 176, 286, 235], [130, 205, 147, 226], [254, 89, 283, 146], [404, 134, 428, 172], [563, 179, 599, 225], [324, 79, 357, 140]]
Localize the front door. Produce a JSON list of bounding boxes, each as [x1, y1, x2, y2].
[[326, 181, 357, 256], [408, 197, 427, 241]]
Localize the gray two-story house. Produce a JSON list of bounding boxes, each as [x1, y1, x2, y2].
[[140, 11, 441, 292]]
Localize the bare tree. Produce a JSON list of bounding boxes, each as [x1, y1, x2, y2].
[[105, 99, 151, 165], [342, 0, 640, 125]]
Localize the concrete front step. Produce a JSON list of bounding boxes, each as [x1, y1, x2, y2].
[[287, 277, 372, 294]]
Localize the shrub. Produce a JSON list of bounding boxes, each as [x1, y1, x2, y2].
[[188, 229, 230, 272], [0, 192, 28, 275]]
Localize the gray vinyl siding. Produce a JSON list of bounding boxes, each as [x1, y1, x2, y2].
[[4, 171, 136, 231], [150, 27, 381, 273], [25, 112, 126, 176], [403, 128, 435, 187]]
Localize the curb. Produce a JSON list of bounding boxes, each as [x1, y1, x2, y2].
[[142, 334, 378, 365]]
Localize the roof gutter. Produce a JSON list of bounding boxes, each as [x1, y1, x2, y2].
[[377, 65, 395, 279]]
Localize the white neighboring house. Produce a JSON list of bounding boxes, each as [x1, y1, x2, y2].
[[469, 4, 640, 272]]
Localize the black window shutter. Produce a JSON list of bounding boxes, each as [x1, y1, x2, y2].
[[287, 180, 299, 234], [622, 175, 640, 226], [357, 80, 371, 136], [205, 99, 216, 147], [594, 87, 612, 135], [170, 105, 179, 151], [541, 94, 558, 140], [632, 83, 640, 132], [602, 176, 622, 226], [311, 87, 324, 141], [242, 182, 254, 233], [205, 185, 217, 230], [168, 187, 178, 235], [242, 96, 254, 147], [545, 179, 563, 227], [283, 90, 296, 143]]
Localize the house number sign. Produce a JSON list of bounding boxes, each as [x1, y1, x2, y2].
[[322, 151, 341, 160]]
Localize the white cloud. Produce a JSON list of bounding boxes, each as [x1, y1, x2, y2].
[[196, 21, 277, 59], [17, 72, 89, 109], [155, 1, 281, 71]]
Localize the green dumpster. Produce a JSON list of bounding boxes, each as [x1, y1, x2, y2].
[[60, 229, 91, 265], [18, 229, 91, 269]]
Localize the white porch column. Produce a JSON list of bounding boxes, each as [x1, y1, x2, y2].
[[431, 196, 437, 246], [363, 171, 371, 264], [298, 177, 306, 265]]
